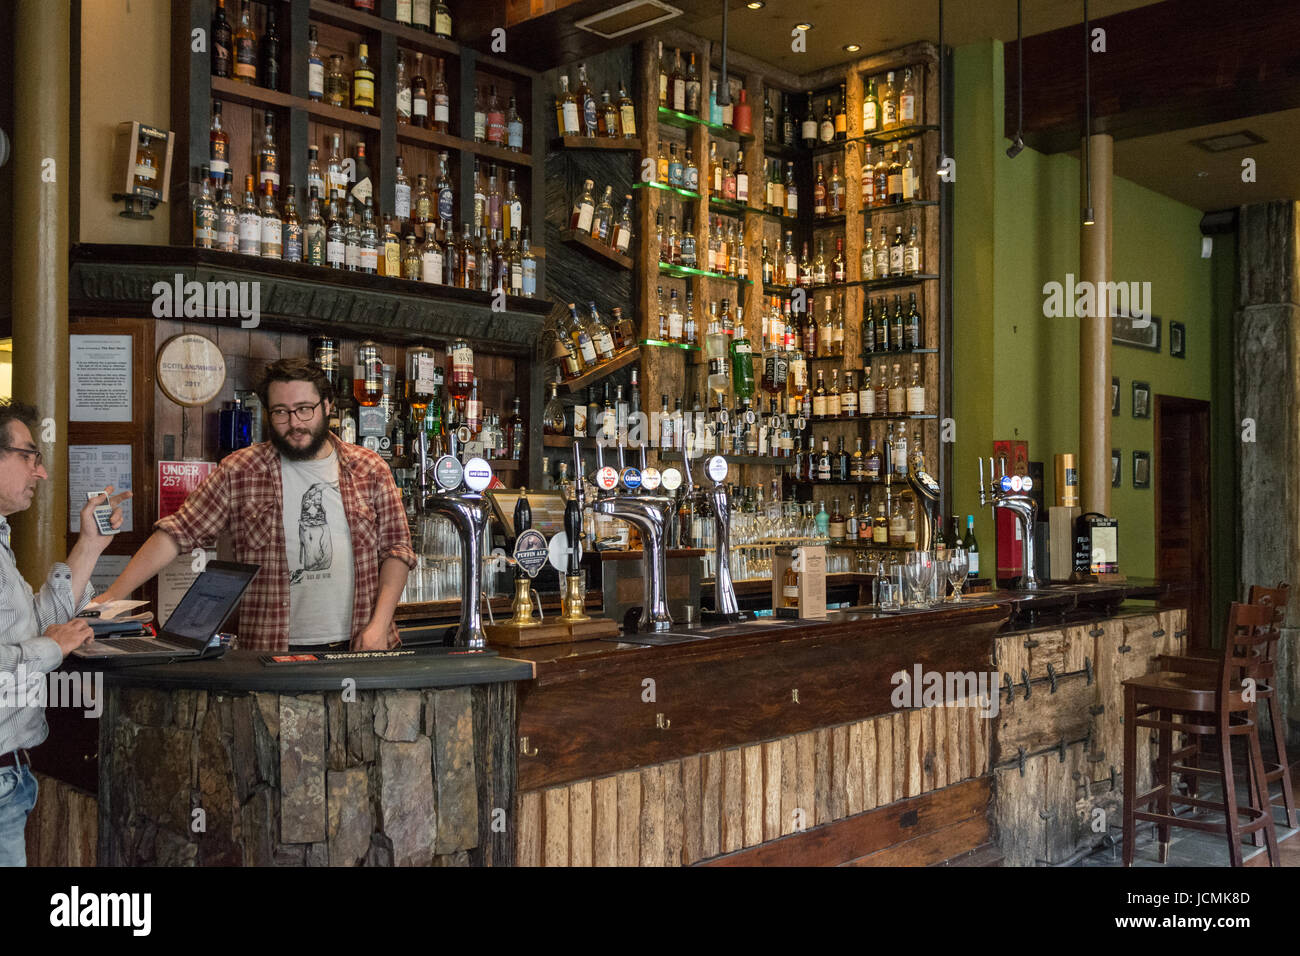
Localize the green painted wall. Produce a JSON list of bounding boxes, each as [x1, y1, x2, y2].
[[951, 40, 1227, 586]]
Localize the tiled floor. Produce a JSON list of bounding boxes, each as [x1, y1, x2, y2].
[[1078, 762, 1300, 867]]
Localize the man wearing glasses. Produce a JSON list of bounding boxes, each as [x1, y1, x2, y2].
[[0, 399, 130, 866], [98, 359, 415, 653]]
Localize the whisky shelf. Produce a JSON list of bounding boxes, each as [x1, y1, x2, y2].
[[656, 106, 755, 145], [640, 338, 702, 352], [558, 230, 634, 270], [754, 209, 802, 228], [762, 143, 804, 162], [658, 262, 754, 284], [396, 122, 533, 168], [809, 349, 939, 361], [809, 214, 847, 228], [556, 346, 640, 393], [551, 136, 644, 152], [860, 199, 939, 216], [633, 180, 703, 201], [810, 124, 941, 153], [656, 450, 791, 466], [211, 76, 382, 133], [800, 413, 939, 423], [763, 275, 938, 296], [707, 196, 749, 216]]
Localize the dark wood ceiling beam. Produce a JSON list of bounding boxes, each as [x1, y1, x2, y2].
[[1005, 0, 1300, 154]]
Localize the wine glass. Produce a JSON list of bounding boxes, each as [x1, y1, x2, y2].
[[946, 546, 968, 602]]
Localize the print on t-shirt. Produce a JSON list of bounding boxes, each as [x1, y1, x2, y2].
[[295, 481, 333, 577]]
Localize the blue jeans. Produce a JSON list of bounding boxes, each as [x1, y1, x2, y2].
[[0, 765, 37, 867]]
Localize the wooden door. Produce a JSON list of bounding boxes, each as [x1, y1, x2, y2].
[[1154, 396, 1211, 650]]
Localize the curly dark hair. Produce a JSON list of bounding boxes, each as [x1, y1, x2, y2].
[[253, 358, 336, 410], [0, 398, 41, 451]]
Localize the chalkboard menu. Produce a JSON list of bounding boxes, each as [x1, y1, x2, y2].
[[1073, 513, 1119, 575]]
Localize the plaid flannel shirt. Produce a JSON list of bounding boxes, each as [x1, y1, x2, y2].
[[154, 435, 415, 652]]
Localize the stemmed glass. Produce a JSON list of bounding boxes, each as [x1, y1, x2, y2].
[[905, 550, 934, 608], [946, 546, 969, 602]]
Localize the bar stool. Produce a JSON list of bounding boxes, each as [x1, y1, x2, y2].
[[1122, 602, 1280, 867], [1157, 584, 1297, 831]]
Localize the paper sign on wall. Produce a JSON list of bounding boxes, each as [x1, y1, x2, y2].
[[68, 445, 133, 533], [157, 549, 217, 624], [69, 334, 132, 422]]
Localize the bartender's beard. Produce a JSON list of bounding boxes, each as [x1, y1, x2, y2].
[[271, 415, 331, 461]]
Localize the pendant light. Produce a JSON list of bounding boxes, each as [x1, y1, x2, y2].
[[716, 0, 731, 107], [1006, 0, 1025, 158], [936, 0, 947, 177], [1082, 0, 1095, 225]]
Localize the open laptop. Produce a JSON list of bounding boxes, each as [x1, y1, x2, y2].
[[72, 561, 259, 667]]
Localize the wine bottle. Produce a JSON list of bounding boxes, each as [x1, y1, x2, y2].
[[964, 515, 980, 579]]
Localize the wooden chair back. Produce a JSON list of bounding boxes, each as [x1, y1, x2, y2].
[[1219, 602, 1274, 709]]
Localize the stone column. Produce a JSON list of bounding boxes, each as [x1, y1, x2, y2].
[[1079, 134, 1113, 516], [1235, 200, 1300, 743], [10, 0, 71, 582]]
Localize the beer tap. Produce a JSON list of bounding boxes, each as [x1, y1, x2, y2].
[[906, 442, 941, 552], [590, 432, 675, 632], [559, 440, 591, 623], [689, 450, 746, 624], [423, 455, 495, 647], [977, 456, 1041, 590]]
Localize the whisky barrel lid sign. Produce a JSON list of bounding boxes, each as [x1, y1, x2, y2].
[[660, 468, 683, 491], [707, 455, 728, 483], [156, 333, 226, 407], [595, 466, 619, 492], [640, 467, 662, 491], [513, 530, 550, 578]]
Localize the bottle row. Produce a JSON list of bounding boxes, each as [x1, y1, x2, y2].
[[568, 179, 636, 253], [758, 68, 924, 150], [547, 302, 639, 381], [656, 43, 753, 132], [656, 211, 750, 277], [554, 64, 639, 139]]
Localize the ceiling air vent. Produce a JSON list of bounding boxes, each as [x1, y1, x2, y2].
[[1190, 130, 1266, 153], [574, 0, 683, 39]]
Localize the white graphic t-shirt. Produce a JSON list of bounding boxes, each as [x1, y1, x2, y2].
[[280, 452, 355, 645]]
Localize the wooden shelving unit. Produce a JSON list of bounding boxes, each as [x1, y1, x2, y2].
[[558, 230, 634, 270]]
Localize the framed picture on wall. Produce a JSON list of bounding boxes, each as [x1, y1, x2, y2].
[[1112, 448, 1121, 487], [1133, 450, 1151, 489], [1132, 381, 1151, 419], [1170, 321, 1186, 358], [1112, 312, 1162, 352], [1112, 377, 1120, 416]]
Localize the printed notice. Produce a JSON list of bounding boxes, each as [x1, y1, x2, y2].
[[68, 445, 133, 533], [69, 334, 133, 422], [89, 554, 130, 596], [158, 460, 216, 519]]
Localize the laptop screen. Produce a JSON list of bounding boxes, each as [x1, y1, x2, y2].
[[162, 563, 258, 643]]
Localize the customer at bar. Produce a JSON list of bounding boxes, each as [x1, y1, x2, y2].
[[98, 359, 415, 653], [0, 400, 130, 866]]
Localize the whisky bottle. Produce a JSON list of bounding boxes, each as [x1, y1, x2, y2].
[[306, 25, 324, 100], [396, 0, 412, 26], [281, 186, 302, 262], [434, 0, 452, 38], [906, 362, 925, 413], [326, 196, 346, 269], [193, 170, 217, 249], [610, 193, 634, 253], [818, 440, 831, 481], [570, 178, 595, 232], [211, 0, 233, 79], [835, 435, 849, 480], [233, 0, 258, 85], [256, 111, 279, 197], [842, 371, 858, 417], [862, 77, 880, 133], [784, 162, 798, 217], [812, 369, 827, 420], [875, 229, 891, 279], [829, 498, 846, 542], [846, 495, 858, 540], [208, 101, 230, 184], [521, 228, 537, 297], [881, 71, 898, 130], [819, 97, 835, 144], [326, 54, 348, 108], [835, 83, 848, 141], [358, 200, 378, 274], [866, 437, 881, 479], [259, 181, 281, 259], [814, 162, 827, 217], [899, 68, 917, 126], [486, 85, 506, 144], [819, 295, 834, 352], [685, 52, 701, 115], [828, 369, 842, 418], [436, 151, 454, 232], [396, 53, 411, 125], [889, 493, 907, 546], [888, 147, 903, 203], [352, 43, 375, 113], [304, 190, 324, 266], [875, 361, 889, 413], [801, 93, 817, 147], [783, 563, 800, 608], [344, 199, 360, 271], [261, 7, 281, 91], [902, 143, 919, 202], [507, 95, 525, 150], [829, 161, 845, 215], [238, 174, 261, 255], [904, 225, 921, 277], [873, 149, 889, 209], [890, 225, 905, 275], [872, 494, 888, 544], [888, 363, 905, 415], [907, 292, 923, 348], [891, 295, 905, 350], [411, 53, 429, 127], [216, 173, 238, 252]]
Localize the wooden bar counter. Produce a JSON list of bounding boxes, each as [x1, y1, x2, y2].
[[502, 583, 1186, 867]]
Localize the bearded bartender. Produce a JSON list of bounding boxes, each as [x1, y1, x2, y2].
[[97, 359, 416, 653]]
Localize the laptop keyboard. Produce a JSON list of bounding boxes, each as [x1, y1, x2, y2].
[[103, 638, 174, 653]]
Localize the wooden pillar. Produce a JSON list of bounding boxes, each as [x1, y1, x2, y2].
[[10, 0, 71, 583], [1078, 134, 1112, 516]]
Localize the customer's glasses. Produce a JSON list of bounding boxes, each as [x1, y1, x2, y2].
[[268, 401, 325, 424], [1, 446, 43, 468]]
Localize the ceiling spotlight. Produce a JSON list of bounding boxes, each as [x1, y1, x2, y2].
[[745, 1, 764, 8], [795, 22, 813, 30], [1006, 133, 1024, 158], [843, 43, 861, 52], [1082, 207, 1096, 226]]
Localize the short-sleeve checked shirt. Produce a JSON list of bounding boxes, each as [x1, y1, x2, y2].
[[154, 435, 415, 652]]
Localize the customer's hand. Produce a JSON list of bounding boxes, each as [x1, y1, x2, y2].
[[45, 619, 94, 658]]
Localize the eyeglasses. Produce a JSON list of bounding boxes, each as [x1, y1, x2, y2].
[[0, 446, 43, 468], [268, 401, 325, 424]]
